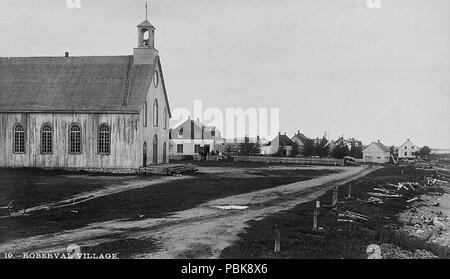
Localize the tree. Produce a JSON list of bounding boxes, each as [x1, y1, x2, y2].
[[331, 141, 350, 159], [350, 144, 363, 159], [291, 142, 300, 157], [315, 136, 330, 158], [275, 145, 287, 157], [300, 138, 315, 157], [420, 146, 431, 156], [255, 135, 261, 155], [389, 145, 395, 155], [239, 136, 259, 156]]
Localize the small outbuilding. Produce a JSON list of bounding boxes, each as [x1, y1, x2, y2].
[[362, 141, 391, 164]]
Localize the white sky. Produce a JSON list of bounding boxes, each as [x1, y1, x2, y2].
[[0, 0, 449, 148]]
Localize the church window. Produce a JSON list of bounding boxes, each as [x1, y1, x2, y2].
[[163, 107, 167, 129], [153, 99, 159, 127], [69, 124, 82, 154], [144, 101, 148, 127], [153, 71, 159, 88], [98, 124, 111, 155], [41, 124, 53, 154], [13, 124, 25, 153]]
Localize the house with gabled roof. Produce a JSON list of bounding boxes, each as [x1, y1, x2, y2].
[[291, 130, 308, 149], [169, 117, 224, 155], [362, 140, 391, 164], [0, 16, 171, 169], [261, 133, 294, 156], [397, 139, 420, 159]]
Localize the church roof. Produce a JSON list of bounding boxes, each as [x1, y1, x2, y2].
[[0, 55, 169, 115], [137, 20, 155, 28]]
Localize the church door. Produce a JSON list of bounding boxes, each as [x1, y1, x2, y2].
[[143, 142, 147, 167], [153, 135, 158, 165], [163, 142, 167, 164]]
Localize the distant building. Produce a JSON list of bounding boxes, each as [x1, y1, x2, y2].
[[261, 133, 294, 156], [329, 137, 363, 151], [397, 139, 420, 159], [362, 141, 391, 164], [169, 118, 224, 155], [291, 131, 308, 149]]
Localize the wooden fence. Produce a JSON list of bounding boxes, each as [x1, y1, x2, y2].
[[233, 156, 344, 166]]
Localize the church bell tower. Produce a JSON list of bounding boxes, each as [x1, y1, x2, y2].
[[134, 3, 159, 65]]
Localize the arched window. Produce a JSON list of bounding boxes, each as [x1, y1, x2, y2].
[[69, 124, 82, 154], [13, 124, 25, 153], [163, 107, 167, 129], [98, 124, 111, 155], [41, 124, 53, 154], [143, 101, 148, 127], [153, 99, 159, 127]]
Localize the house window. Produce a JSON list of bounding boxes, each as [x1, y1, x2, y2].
[[98, 124, 111, 155], [178, 127, 183, 137], [412, 146, 414, 149], [153, 99, 159, 127], [211, 131, 215, 137], [143, 102, 148, 127], [13, 124, 25, 154], [163, 107, 167, 129], [69, 124, 82, 154], [405, 146, 407, 149], [40, 124, 53, 154], [404, 152, 407, 156], [177, 144, 183, 154], [194, 145, 200, 154]]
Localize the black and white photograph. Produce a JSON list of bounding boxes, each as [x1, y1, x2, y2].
[[0, 0, 449, 269]]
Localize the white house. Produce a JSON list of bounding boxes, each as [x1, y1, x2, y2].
[[362, 141, 391, 164], [169, 118, 224, 156], [397, 139, 420, 159], [261, 133, 294, 156]]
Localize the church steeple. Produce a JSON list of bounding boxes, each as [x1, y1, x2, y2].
[[137, 19, 155, 48], [133, 2, 159, 65]]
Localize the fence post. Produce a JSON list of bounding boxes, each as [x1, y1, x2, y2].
[[313, 200, 320, 231], [332, 186, 338, 207], [274, 228, 281, 253]]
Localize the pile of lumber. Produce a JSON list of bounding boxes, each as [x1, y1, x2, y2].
[[167, 164, 198, 175]]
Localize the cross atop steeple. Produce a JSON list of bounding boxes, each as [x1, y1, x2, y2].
[[145, 1, 149, 20]]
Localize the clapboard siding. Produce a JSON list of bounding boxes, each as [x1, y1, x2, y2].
[[0, 113, 141, 169], [139, 62, 171, 165]]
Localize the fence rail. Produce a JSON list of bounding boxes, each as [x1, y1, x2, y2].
[[233, 156, 344, 166]]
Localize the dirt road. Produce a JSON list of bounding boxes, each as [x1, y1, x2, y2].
[[0, 166, 377, 258]]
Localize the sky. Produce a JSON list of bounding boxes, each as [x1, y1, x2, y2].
[[0, 0, 449, 148]]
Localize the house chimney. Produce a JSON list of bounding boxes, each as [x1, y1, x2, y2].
[[378, 140, 380, 143], [65, 52, 69, 57], [298, 130, 300, 135]]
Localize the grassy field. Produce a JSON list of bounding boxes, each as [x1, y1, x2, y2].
[[0, 168, 148, 208], [0, 164, 338, 243], [220, 166, 447, 259]]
